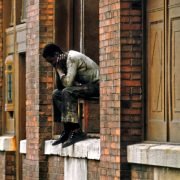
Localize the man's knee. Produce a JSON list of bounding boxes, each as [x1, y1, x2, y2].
[[61, 87, 73, 96], [61, 87, 77, 100], [52, 89, 61, 99]]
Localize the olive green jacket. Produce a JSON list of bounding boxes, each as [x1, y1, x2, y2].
[[56, 50, 99, 87]]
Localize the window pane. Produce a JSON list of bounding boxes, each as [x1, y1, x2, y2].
[[21, 0, 27, 22], [10, 0, 14, 26], [7, 73, 13, 103]]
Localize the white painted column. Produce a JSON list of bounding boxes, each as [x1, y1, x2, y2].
[[64, 157, 87, 180]]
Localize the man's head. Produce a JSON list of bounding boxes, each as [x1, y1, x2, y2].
[[42, 43, 63, 67]]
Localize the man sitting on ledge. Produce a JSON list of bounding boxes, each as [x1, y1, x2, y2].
[[42, 43, 99, 148]]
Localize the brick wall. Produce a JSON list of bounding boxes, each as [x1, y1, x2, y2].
[[120, 0, 143, 179], [0, 152, 16, 180], [6, 152, 16, 180], [87, 160, 100, 180], [48, 156, 64, 180], [0, 0, 3, 135], [99, 0, 143, 179], [99, 0, 121, 179], [131, 165, 153, 180], [131, 164, 180, 180], [0, 152, 5, 180], [25, 0, 54, 179], [39, 0, 54, 177], [47, 157, 100, 180]]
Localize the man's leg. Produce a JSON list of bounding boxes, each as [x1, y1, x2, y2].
[[61, 83, 99, 148], [52, 89, 62, 122], [52, 89, 71, 146]]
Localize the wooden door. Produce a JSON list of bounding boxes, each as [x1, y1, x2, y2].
[[147, 0, 180, 142], [169, 0, 180, 142], [147, 0, 167, 141]]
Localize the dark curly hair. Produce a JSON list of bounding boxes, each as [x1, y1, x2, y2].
[[42, 43, 63, 58]]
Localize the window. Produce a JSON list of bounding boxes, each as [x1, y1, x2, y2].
[[21, 0, 27, 22], [10, 0, 14, 26], [4, 55, 14, 134], [53, 0, 99, 135], [7, 0, 26, 26], [146, 0, 180, 142], [5, 55, 14, 112], [55, 0, 99, 61], [18, 53, 26, 140], [3, 0, 27, 134]]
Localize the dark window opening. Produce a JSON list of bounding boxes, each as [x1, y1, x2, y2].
[[53, 0, 99, 136]]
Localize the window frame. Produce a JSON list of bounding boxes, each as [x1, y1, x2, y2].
[[21, 0, 27, 23], [4, 55, 15, 134], [53, 0, 99, 137]]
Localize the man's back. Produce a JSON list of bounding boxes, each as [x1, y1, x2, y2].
[[59, 50, 99, 87]]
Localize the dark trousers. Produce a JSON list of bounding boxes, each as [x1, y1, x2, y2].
[[52, 82, 99, 123]]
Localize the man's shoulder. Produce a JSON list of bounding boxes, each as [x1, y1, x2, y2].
[[68, 50, 83, 58], [68, 50, 94, 61], [68, 50, 97, 67]]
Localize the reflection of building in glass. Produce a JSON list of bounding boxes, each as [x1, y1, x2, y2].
[[5, 55, 14, 111], [7, 69, 12, 103]]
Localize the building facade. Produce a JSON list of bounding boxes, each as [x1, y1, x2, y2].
[[0, 0, 180, 180]]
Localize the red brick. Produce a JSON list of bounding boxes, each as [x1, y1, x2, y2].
[[100, 0, 143, 179], [24, 0, 54, 179]]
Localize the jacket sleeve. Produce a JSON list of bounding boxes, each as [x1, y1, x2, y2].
[[55, 71, 65, 90], [58, 57, 78, 87]]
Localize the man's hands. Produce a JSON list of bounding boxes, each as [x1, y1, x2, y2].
[[56, 68, 65, 80], [56, 54, 67, 74], [56, 54, 67, 63]]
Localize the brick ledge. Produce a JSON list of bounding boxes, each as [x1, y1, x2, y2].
[[127, 143, 180, 168], [20, 138, 100, 160], [20, 139, 26, 154]]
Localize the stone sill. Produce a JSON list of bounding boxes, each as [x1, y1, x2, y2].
[[20, 138, 100, 160], [20, 139, 26, 154], [0, 135, 16, 151], [127, 143, 180, 168], [6, 23, 26, 33]]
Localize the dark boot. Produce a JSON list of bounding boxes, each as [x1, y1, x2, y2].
[[62, 128, 87, 148], [52, 123, 71, 146]]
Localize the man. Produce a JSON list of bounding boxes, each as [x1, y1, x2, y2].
[[42, 43, 99, 148]]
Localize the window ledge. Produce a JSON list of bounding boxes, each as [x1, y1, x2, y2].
[[0, 135, 16, 151], [20, 138, 100, 160], [44, 138, 100, 160], [127, 143, 180, 168], [20, 139, 26, 154]]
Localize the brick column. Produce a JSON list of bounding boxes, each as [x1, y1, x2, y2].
[[99, 1, 121, 179], [0, 0, 3, 135], [120, 1, 143, 179], [24, 0, 54, 179], [0, 152, 16, 180], [99, 0, 143, 179]]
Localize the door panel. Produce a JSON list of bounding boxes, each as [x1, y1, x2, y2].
[[147, 0, 180, 143], [169, 0, 180, 6], [169, 3, 180, 142], [147, 1, 167, 141], [147, 0, 163, 10]]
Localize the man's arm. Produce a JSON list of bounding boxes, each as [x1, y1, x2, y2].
[[57, 58, 78, 87], [55, 71, 65, 90]]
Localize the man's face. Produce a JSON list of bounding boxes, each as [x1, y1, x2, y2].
[[46, 56, 57, 67]]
